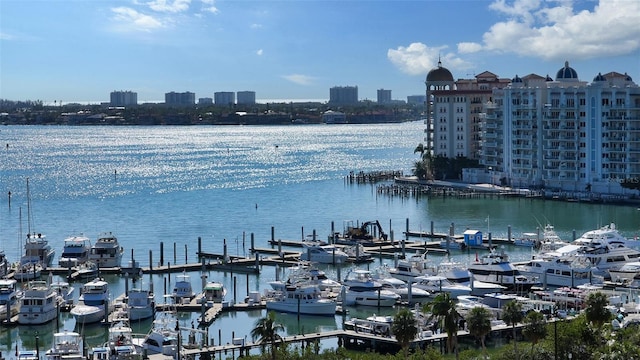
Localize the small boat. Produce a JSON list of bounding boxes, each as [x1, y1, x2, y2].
[[0, 279, 20, 319], [89, 232, 124, 268], [89, 320, 140, 360], [71, 278, 111, 325], [388, 251, 437, 283], [198, 281, 226, 304], [127, 288, 155, 321], [377, 277, 432, 303], [13, 262, 42, 281], [17, 280, 59, 325], [343, 243, 374, 263], [301, 243, 349, 264], [412, 275, 472, 299], [75, 260, 99, 280], [172, 271, 195, 304], [58, 235, 92, 268], [439, 237, 467, 250], [45, 331, 84, 360], [51, 280, 75, 309], [343, 315, 394, 336], [133, 312, 181, 357], [265, 284, 337, 316], [514, 232, 539, 247]]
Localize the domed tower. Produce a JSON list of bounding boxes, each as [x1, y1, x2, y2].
[[555, 61, 579, 82], [424, 59, 455, 152]]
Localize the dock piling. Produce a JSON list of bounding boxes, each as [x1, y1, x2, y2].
[[160, 242, 164, 266]]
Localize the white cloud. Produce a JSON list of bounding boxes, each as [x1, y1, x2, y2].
[[250, 23, 263, 29], [0, 32, 14, 40], [282, 74, 315, 86], [457, 42, 483, 54], [256, 49, 263, 56], [200, 0, 218, 14], [147, 0, 191, 13], [111, 7, 164, 32], [387, 42, 471, 75], [482, 0, 640, 60]]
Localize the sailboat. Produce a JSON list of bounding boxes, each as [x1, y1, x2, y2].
[[19, 178, 55, 269]]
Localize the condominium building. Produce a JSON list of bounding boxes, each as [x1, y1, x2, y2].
[[110, 90, 137, 106], [165, 91, 195, 106], [329, 86, 358, 105], [214, 92, 235, 106], [479, 61, 640, 194], [237, 91, 256, 105], [377, 89, 392, 104]]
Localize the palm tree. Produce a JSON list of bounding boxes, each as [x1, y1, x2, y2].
[[466, 306, 492, 356], [522, 311, 547, 358], [414, 143, 425, 157], [585, 291, 611, 328], [502, 300, 524, 357], [250, 311, 284, 360], [391, 307, 418, 359], [424, 292, 462, 360]]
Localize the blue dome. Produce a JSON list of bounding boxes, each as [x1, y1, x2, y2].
[[556, 61, 578, 80], [593, 72, 606, 82]]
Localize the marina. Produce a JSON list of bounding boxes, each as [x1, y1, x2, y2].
[[1, 124, 640, 358]]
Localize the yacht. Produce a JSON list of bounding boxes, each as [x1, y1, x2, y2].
[[17, 280, 59, 325], [127, 288, 155, 321], [377, 277, 432, 303], [71, 278, 111, 325], [13, 262, 42, 281], [199, 281, 226, 304], [58, 235, 92, 268], [467, 248, 540, 292], [21, 232, 55, 270], [133, 312, 181, 357], [0, 279, 20, 319], [412, 275, 472, 299], [269, 263, 342, 293], [342, 269, 400, 307], [89, 320, 140, 360], [0, 251, 8, 278], [515, 256, 601, 287], [45, 331, 84, 360], [51, 280, 75, 309], [608, 261, 640, 282], [574, 223, 640, 249], [301, 243, 349, 264], [542, 242, 640, 274], [89, 232, 124, 268], [343, 315, 394, 336], [172, 271, 195, 304], [436, 260, 506, 296], [514, 232, 539, 247], [388, 250, 437, 283], [265, 283, 337, 316]]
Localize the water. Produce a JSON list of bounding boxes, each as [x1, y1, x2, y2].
[[0, 123, 638, 355]]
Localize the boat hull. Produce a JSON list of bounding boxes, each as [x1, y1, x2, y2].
[[71, 305, 106, 324], [266, 300, 336, 316]]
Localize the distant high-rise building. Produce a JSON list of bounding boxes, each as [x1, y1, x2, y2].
[[110, 90, 137, 106], [329, 86, 358, 105], [237, 91, 256, 105], [407, 95, 426, 105], [377, 89, 392, 104], [198, 97, 213, 105], [165, 91, 195, 105], [214, 92, 235, 106]]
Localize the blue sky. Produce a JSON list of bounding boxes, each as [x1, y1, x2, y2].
[[1, 0, 639, 104]]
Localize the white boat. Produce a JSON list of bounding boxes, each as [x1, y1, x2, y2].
[[199, 281, 226, 304], [377, 277, 432, 303], [342, 269, 400, 307], [172, 271, 195, 304], [0, 279, 20, 319], [269, 263, 342, 293], [455, 295, 494, 317], [388, 251, 437, 283], [127, 288, 155, 321], [51, 281, 75, 308], [71, 278, 111, 325], [76, 260, 99, 280], [301, 243, 349, 264], [17, 280, 59, 325], [13, 262, 42, 281], [89, 320, 140, 360], [265, 284, 337, 316], [467, 248, 540, 292], [343, 315, 394, 336], [58, 235, 92, 268], [515, 255, 601, 287], [0, 251, 8, 278], [89, 232, 124, 268], [542, 242, 640, 274], [439, 237, 467, 250], [609, 261, 640, 282], [514, 232, 539, 247], [45, 331, 84, 360], [412, 275, 471, 299], [21, 232, 55, 270], [574, 223, 640, 249], [133, 312, 181, 357], [436, 260, 506, 296]]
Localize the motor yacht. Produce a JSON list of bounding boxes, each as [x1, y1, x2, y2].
[[20, 232, 55, 270], [71, 278, 111, 325], [265, 283, 337, 316], [58, 235, 91, 268], [412, 275, 471, 299], [301, 243, 348, 264], [515, 255, 602, 288], [89, 320, 139, 360], [89, 232, 124, 268], [377, 277, 432, 303], [0, 279, 20, 319], [45, 331, 84, 360], [467, 248, 540, 292], [609, 261, 640, 282], [574, 223, 640, 249], [126, 287, 155, 321], [388, 250, 437, 283], [198, 281, 226, 304], [17, 280, 58, 325], [342, 269, 400, 307], [172, 271, 195, 304]]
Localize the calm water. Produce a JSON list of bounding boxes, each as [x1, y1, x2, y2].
[[0, 123, 638, 355]]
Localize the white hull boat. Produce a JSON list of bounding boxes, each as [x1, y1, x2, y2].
[[265, 284, 336, 316]]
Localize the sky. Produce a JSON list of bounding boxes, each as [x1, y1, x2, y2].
[[1, 0, 639, 104]]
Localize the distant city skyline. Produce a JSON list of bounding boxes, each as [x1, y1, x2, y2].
[[1, 0, 638, 104]]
